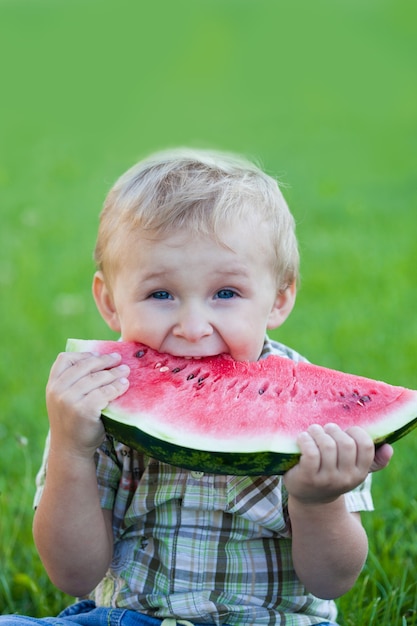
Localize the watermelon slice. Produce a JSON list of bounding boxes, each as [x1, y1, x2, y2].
[[67, 339, 417, 475]]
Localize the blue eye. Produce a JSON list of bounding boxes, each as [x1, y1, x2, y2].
[[151, 291, 172, 300], [216, 289, 236, 299]]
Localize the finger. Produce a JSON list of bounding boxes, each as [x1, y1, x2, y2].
[[323, 423, 359, 472], [296, 426, 327, 473], [344, 425, 375, 472], [47, 355, 130, 420], [74, 375, 130, 416], [52, 352, 124, 387], [304, 424, 338, 472], [70, 363, 130, 397], [284, 430, 322, 488], [49, 351, 99, 378], [370, 443, 394, 472]]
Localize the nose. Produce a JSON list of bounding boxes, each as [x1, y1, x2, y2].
[[172, 302, 213, 342]]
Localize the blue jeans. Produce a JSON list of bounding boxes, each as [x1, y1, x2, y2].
[[0, 599, 337, 626], [2, 601, 169, 626]]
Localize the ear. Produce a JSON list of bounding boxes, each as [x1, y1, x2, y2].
[[267, 281, 296, 329], [92, 271, 122, 333]]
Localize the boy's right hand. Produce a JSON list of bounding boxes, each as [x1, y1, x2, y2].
[[46, 351, 130, 459]]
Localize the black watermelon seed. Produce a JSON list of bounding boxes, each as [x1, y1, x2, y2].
[[172, 367, 181, 373], [356, 395, 371, 407], [134, 350, 146, 358], [187, 374, 195, 380]]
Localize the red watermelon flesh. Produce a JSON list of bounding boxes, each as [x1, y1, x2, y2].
[[66, 338, 417, 475]]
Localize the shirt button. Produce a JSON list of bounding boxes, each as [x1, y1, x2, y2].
[[190, 470, 204, 479]]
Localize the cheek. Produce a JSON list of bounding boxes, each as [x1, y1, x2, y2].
[[121, 309, 166, 344], [231, 339, 265, 362], [225, 322, 266, 361]]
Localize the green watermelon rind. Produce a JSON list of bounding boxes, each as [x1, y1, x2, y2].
[[101, 414, 299, 475], [374, 414, 417, 447], [101, 413, 417, 476]]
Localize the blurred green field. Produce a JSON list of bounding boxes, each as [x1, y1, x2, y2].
[[1, 0, 416, 622]]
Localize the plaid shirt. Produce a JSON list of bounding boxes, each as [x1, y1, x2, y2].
[[35, 338, 373, 625]]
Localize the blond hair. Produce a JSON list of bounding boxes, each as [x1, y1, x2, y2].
[[94, 148, 299, 288]]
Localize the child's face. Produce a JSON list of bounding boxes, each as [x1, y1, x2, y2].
[[94, 222, 296, 362]]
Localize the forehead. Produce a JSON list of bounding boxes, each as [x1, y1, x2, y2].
[[129, 218, 273, 259], [103, 213, 278, 288]]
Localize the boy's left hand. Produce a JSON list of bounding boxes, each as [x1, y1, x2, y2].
[[283, 424, 392, 505]]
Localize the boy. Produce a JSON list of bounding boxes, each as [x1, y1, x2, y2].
[[1, 149, 392, 626]]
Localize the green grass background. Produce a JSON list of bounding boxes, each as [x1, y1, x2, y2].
[[1, 0, 416, 622]]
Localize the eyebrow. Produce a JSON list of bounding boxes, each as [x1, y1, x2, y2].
[[212, 267, 251, 278], [140, 270, 170, 281], [140, 265, 251, 283]]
